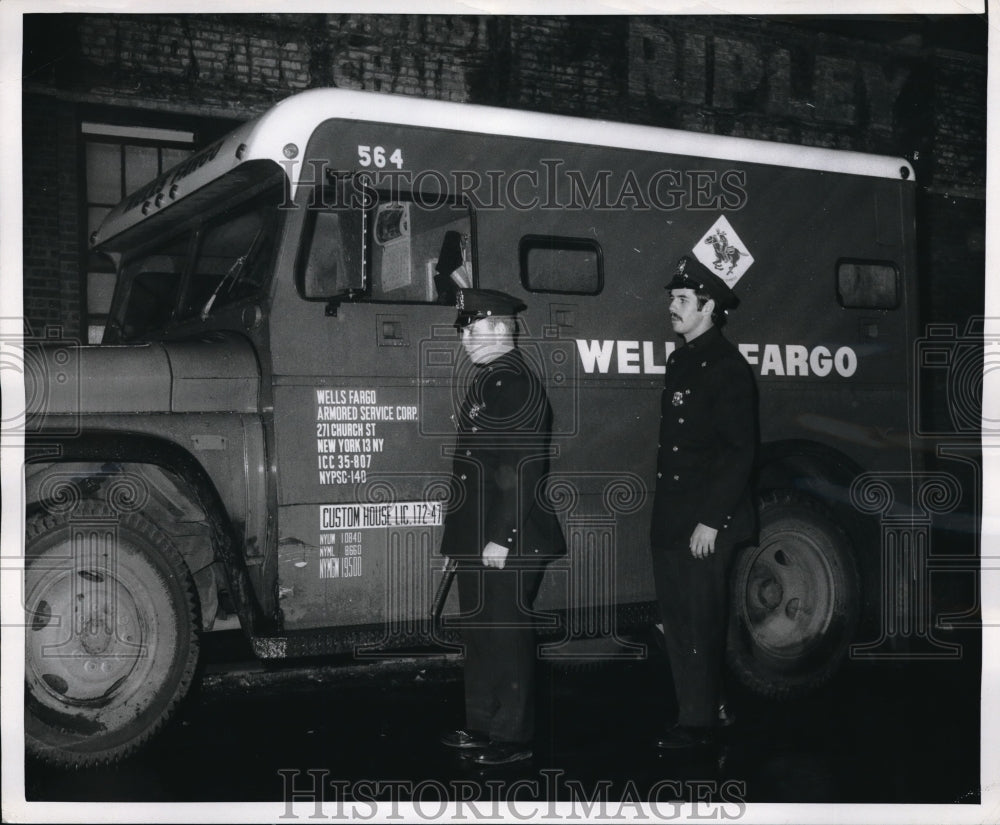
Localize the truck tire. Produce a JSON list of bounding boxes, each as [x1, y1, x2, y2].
[[727, 490, 860, 699], [24, 503, 200, 767]]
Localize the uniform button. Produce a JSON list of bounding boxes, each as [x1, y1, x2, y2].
[[672, 446, 678, 452], [657, 472, 662, 478], [465, 450, 471, 456], [678, 417, 685, 424], [471, 427, 479, 433], [673, 475, 679, 481], [460, 474, 467, 480]]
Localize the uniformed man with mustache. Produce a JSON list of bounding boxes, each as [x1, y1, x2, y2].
[[651, 256, 758, 749]]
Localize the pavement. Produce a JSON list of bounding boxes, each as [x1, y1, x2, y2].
[[23, 622, 981, 806]]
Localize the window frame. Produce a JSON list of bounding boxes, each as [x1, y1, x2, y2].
[[296, 177, 478, 307], [518, 234, 604, 296], [835, 257, 901, 310]]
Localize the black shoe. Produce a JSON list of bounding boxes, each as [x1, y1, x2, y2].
[[472, 741, 533, 765], [653, 724, 715, 750], [440, 729, 489, 749]]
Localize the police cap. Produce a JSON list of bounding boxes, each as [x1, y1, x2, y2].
[[454, 288, 527, 329], [666, 255, 740, 311]]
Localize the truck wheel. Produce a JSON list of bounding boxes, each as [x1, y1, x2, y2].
[[727, 490, 860, 699], [24, 504, 199, 767]]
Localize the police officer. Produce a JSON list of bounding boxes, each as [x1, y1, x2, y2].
[[439, 288, 566, 766], [651, 256, 757, 749]]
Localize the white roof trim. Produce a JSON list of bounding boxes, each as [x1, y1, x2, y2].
[[92, 87, 915, 248], [243, 87, 914, 185]]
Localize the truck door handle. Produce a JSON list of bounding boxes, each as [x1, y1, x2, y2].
[[550, 303, 576, 330], [377, 314, 408, 347]]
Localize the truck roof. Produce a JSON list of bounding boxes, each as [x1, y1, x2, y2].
[[92, 87, 916, 250]]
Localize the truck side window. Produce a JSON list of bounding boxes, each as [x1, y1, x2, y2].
[[298, 177, 474, 305], [836, 260, 899, 309], [300, 209, 363, 298], [367, 195, 473, 304], [520, 235, 603, 295]]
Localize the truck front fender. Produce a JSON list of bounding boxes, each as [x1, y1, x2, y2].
[[25, 431, 274, 636]]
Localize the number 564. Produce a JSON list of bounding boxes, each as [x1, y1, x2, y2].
[[358, 144, 404, 169]]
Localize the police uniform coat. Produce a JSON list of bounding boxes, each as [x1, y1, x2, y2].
[[440, 347, 566, 563], [440, 346, 565, 745], [650, 323, 757, 730], [651, 324, 757, 548]]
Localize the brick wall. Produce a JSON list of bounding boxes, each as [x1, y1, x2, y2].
[[21, 13, 985, 337], [22, 95, 81, 339]]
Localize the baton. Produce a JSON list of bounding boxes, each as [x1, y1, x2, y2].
[[431, 556, 459, 624]]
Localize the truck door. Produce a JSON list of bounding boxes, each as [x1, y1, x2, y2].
[[269, 175, 473, 636]]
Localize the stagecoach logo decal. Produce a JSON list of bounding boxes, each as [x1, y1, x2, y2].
[[692, 215, 754, 287]]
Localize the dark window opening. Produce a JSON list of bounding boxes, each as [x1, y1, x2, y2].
[[520, 235, 603, 295], [117, 233, 192, 341], [112, 185, 282, 341], [179, 197, 279, 322], [836, 259, 899, 309]]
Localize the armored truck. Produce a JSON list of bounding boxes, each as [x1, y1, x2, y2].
[[23, 87, 919, 766]]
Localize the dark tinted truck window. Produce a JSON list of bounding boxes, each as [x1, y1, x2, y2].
[[114, 187, 281, 340], [520, 235, 603, 295], [181, 198, 278, 321], [119, 234, 191, 340], [836, 259, 899, 309]]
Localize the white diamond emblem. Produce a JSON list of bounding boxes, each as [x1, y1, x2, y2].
[[692, 216, 754, 287]]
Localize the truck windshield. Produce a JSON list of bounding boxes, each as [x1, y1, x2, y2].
[[117, 232, 192, 341], [180, 198, 278, 322], [114, 187, 280, 341]]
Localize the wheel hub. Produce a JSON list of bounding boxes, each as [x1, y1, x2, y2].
[[80, 617, 114, 655], [742, 530, 837, 657], [27, 567, 146, 705], [757, 577, 784, 610]]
